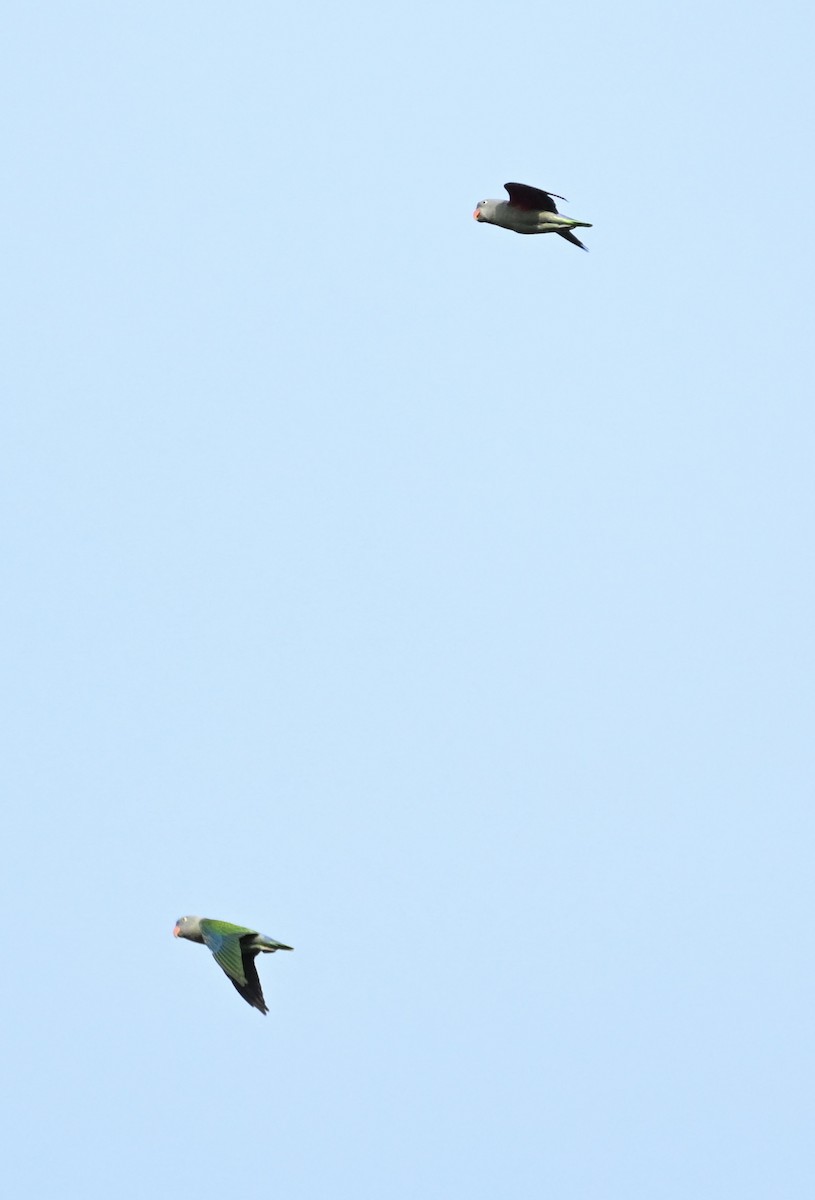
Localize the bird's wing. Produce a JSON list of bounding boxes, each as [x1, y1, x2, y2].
[[504, 182, 566, 213], [557, 228, 589, 251], [200, 920, 248, 986], [236, 946, 269, 1013]]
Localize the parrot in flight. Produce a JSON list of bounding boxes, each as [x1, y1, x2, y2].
[[174, 915, 293, 1014], [473, 182, 592, 250]]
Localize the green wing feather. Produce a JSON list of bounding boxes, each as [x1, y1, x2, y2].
[[200, 919, 257, 986]]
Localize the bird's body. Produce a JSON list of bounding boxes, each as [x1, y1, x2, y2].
[[173, 915, 292, 1014], [473, 182, 592, 250]]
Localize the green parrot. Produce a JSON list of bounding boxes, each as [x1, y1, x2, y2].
[[173, 915, 293, 1014]]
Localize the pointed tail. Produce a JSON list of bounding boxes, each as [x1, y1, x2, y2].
[[256, 937, 294, 953]]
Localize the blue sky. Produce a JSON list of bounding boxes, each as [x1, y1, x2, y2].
[[3, 2, 814, 1196]]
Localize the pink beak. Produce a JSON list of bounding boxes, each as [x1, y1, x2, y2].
[[173, 925, 180, 937], [473, 209, 481, 221]]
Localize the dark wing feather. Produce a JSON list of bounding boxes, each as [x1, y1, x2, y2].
[[232, 941, 268, 1014], [504, 182, 567, 212], [557, 229, 588, 251]]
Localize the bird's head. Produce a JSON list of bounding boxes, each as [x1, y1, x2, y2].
[[173, 915, 203, 942], [473, 199, 500, 224]]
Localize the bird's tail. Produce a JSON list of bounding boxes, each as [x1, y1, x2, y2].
[[256, 937, 294, 953]]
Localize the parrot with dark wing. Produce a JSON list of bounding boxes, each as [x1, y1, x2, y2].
[[474, 182, 592, 250], [173, 915, 293, 1014]]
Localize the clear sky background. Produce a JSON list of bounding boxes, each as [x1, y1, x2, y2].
[[3, 2, 814, 1196]]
